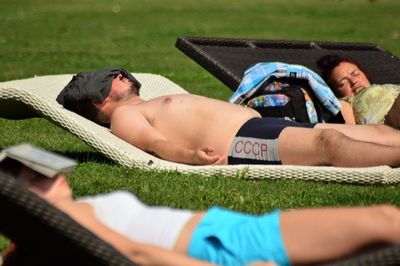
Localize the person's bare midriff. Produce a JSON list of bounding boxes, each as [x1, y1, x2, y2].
[[173, 212, 206, 254], [131, 94, 260, 156]]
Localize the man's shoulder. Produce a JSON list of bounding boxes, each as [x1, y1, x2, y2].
[[110, 105, 146, 135], [113, 103, 142, 116], [110, 104, 143, 125]]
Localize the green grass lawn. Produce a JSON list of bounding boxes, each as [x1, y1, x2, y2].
[[1, 0, 400, 251]]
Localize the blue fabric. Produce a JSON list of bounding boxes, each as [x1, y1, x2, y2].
[[188, 207, 291, 266], [229, 62, 341, 121]]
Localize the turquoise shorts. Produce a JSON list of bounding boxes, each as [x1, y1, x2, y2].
[[188, 207, 290, 266]]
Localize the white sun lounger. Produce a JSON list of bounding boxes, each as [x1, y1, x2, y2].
[[1, 74, 399, 184]]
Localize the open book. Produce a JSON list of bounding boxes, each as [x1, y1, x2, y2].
[[0, 143, 77, 177]]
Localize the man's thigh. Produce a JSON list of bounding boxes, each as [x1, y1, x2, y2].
[[228, 118, 315, 165], [278, 126, 327, 165]]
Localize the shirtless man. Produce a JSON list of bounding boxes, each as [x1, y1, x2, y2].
[[57, 68, 400, 167]]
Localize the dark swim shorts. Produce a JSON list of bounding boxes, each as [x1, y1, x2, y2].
[[228, 117, 316, 165]]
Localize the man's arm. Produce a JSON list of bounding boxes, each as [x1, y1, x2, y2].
[[110, 106, 223, 165]]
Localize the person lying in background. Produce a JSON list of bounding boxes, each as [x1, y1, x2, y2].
[[56, 67, 400, 167], [317, 54, 400, 128], [1, 144, 400, 266]]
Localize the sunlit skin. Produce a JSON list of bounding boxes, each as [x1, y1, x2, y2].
[[17, 168, 73, 204], [328, 61, 400, 127], [94, 76, 260, 165], [330, 62, 371, 97], [88, 73, 400, 168], [15, 169, 205, 254], [14, 167, 400, 266], [14, 170, 274, 265], [14, 168, 219, 266]]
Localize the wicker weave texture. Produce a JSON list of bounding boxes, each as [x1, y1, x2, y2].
[[176, 36, 400, 91], [1, 74, 400, 184], [321, 244, 400, 266]]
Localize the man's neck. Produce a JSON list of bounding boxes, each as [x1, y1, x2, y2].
[[122, 95, 144, 105], [101, 95, 144, 123]]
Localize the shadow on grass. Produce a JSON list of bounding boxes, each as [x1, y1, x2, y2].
[[0, 143, 114, 165], [61, 151, 112, 165]]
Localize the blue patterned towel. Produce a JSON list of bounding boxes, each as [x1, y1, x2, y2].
[[229, 62, 341, 119]]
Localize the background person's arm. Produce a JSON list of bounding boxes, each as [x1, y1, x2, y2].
[[110, 106, 223, 165], [340, 100, 356, 124]]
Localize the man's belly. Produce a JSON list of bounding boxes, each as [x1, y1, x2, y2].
[[167, 116, 259, 157]]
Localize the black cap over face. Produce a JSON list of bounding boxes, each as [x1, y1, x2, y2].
[[55, 68, 141, 126], [56, 67, 141, 106]]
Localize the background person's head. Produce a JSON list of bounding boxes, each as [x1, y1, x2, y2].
[[0, 148, 76, 266], [317, 55, 371, 97], [0, 158, 73, 204], [56, 68, 141, 127]]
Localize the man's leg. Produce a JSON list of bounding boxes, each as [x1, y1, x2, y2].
[[278, 127, 400, 167], [316, 123, 400, 147], [280, 205, 400, 265]]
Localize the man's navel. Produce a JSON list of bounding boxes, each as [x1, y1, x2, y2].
[[163, 96, 172, 104]]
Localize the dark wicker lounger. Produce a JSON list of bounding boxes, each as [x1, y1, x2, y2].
[[176, 36, 400, 91], [175, 36, 400, 265], [0, 171, 135, 266], [0, 170, 399, 266]]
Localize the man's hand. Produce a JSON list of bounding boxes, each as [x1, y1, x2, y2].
[[191, 146, 225, 165], [213, 155, 227, 165]]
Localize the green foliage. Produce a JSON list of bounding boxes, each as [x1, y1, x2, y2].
[[0, 0, 399, 252]]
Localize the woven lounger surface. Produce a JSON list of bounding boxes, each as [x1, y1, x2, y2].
[[1, 74, 400, 184], [1, 171, 400, 266], [175, 36, 400, 91]]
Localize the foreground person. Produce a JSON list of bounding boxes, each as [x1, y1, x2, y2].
[[57, 68, 400, 167], [1, 145, 400, 266]]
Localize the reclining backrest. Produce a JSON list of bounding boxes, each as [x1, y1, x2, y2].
[[0, 171, 135, 266], [176, 36, 400, 91]]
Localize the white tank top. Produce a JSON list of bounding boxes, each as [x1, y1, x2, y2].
[[80, 191, 194, 250]]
